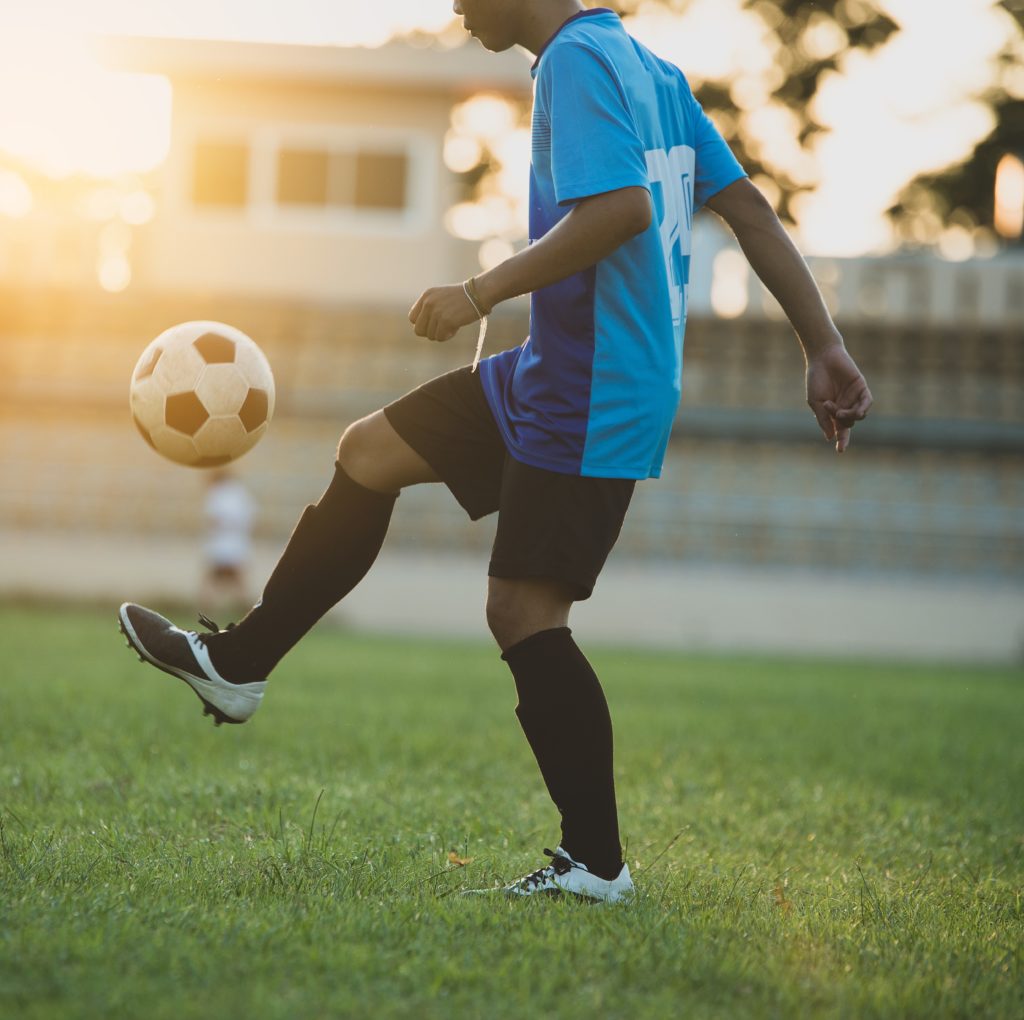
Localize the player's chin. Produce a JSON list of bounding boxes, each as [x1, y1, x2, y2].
[[471, 30, 515, 53]]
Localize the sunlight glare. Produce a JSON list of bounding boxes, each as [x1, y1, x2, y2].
[[0, 30, 171, 178], [479, 238, 516, 272], [711, 249, 750, 318], [0, 0, 1017, 256], [445, 202, 493, 242], [628, 0, 777, 83], [0, 169, 33, 218], [98, 253, 132, 292], [994, 153, 1024, 241], [452, 96, 518, 143], [1, 0, 457, 50], [626, 0, 1017, 255], [443, 133, 484, 175]]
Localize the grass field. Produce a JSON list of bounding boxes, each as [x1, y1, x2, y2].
[[0, 603, 1021, 1019]]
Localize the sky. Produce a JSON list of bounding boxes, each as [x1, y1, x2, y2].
[[0, 0, 1019, 257]]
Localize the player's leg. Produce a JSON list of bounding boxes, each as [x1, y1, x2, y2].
[[119, 366, 505, 725], [118, 412, 434, 721], [482, 459, 636, 901], [484, 576, 572, 651], [208, 366, 506, 684], [194, 411, 438, 682], [338, 410, 441, 492]]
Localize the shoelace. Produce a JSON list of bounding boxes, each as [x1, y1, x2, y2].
[[513, 848, 576, 891], [195, 613, 235, 646]]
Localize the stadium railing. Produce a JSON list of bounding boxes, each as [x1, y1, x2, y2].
[[1, 288, 1021, 579]]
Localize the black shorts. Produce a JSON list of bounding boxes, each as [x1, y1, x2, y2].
[[383, 366, 634, 601]]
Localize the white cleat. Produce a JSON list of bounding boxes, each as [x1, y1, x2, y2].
[[468, 847, 635, 904], [118, 602, 265, 725]]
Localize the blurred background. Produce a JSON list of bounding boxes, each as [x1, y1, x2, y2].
[[0, 0, 1021, 661]]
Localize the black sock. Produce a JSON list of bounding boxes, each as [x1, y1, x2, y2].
[[502, 627, 623, 880], [207, 464, 396, 682]]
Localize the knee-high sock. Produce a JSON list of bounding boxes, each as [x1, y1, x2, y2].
[[207, 464, 396, 682], [502, 627, 622, 880]]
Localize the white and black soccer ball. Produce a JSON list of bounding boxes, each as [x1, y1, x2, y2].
[[129, 321, 275, 467]]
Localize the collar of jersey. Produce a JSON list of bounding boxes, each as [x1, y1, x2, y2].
[[530, 8, 617, 75]]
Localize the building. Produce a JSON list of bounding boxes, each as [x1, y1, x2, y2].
[[0, 35, 1020, 618], [102, 35, 531, 304]]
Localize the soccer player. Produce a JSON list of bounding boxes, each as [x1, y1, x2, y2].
[[119, 0, 872, 903]]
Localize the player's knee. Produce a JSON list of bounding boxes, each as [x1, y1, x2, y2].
[[337, 415, 370, 464], [486, 578, 572, 651], [337, 410, 437, 493], [485, 585, 520, 646], [337, 413, 389, 483]]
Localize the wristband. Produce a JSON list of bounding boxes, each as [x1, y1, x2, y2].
[[463, 275, 491, 317], [463, 276, 490, 373]]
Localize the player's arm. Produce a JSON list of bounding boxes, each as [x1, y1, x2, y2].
[[476, 186, 652, 309], [705, 177, 873, 452], [409, 186, 652, 343]]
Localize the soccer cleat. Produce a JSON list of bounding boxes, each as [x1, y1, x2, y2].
[[470, 847, 634, 903], [117, 603, 266, 725]]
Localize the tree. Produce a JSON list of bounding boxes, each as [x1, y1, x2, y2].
[[449, 1, 1018, 252], [888, 0, 1024, 247], [606, 1, 900, 223]]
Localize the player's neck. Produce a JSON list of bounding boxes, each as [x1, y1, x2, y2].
[[518, 0, 587, 56]]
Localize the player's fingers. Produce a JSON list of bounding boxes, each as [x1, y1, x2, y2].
[[809, 401, 836, 441], [409, 293, 426, 324], [413, 305, 432, 338], [829, 380, 873, 424], [835, 425, 852, 453], [830, 400, 870, 427], [849, 386, 874, 420], [436, 316, 459, 342], [427, 313, 447, 342]]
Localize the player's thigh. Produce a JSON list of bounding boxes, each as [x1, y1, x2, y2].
[[489, 458, 635, 604], [337, 410, 440, 492], [382, 366, 507, 520]]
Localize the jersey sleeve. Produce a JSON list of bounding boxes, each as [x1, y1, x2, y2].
[[692, 103, 747, 210], [541, 43, 650, 206]]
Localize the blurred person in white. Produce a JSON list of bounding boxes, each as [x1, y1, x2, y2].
[[199, 470, 255, 618]]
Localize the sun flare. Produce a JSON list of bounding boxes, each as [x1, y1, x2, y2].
[[0, 0, 1018, 256], [0, 29, 171, 178]]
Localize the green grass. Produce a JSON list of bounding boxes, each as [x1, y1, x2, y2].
[[0, 604, 1021, 1019]]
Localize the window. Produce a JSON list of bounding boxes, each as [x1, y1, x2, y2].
[[192, 141, 249, 207], [276, 149, 329, 205], [354, 151, 408, 210], [188, 132, 419, 226], [275, 146, 408, 212]]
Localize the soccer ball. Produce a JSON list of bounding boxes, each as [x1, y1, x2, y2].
[[129, 321, 275, 467]]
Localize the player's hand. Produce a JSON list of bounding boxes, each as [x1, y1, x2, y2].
[[409, 284, 480, 343], [805, 343, 873, 453]]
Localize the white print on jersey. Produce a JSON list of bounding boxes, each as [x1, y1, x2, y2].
[[645, 144, 695, 332]]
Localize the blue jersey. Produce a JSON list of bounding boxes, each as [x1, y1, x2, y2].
[[478, 8, 746, 479]]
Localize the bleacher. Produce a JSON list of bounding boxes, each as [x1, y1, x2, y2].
[[1, 286, 1021, 580]]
